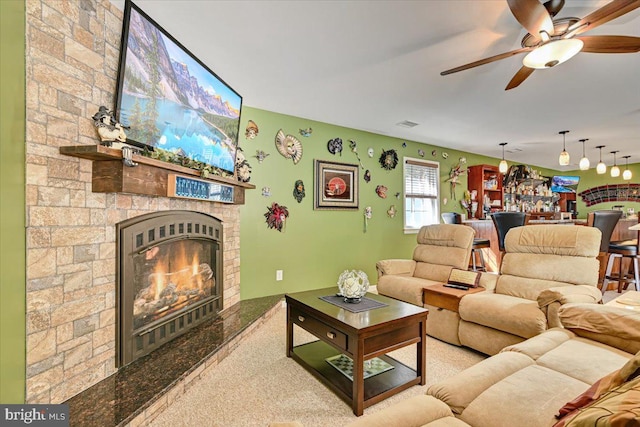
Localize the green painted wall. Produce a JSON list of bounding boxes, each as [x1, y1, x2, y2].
[[0, 0, 26, 403], [571, 163, 640, 218], [238, 107, 552, 299]]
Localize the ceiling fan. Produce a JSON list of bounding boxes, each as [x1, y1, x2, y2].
[[441, 0, 640, 90]]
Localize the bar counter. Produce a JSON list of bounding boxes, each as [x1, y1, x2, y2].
[[462, 217, 638, 272]]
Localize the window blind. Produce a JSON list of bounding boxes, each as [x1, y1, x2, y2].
[[405, 160, 438, 199]]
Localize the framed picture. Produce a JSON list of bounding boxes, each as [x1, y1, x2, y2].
[[314, 160, 359, 210]]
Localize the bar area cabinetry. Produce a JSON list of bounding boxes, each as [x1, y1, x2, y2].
[[467, 164, 503, 219]]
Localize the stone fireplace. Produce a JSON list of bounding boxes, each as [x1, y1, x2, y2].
[[116, 211, 223, 367], [24, 0, 246, 404]]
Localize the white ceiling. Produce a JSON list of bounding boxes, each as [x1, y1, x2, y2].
[[110, 0, 640, 171]]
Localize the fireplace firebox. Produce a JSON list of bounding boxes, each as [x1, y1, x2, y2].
[[117, 211, 222, 367]]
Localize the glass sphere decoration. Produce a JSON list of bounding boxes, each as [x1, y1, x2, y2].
[[337, 270, 370, 303]]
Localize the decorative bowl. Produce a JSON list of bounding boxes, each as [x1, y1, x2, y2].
[[337, 270, 370, 303]]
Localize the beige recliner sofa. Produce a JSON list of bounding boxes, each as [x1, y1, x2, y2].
[[456, 225, 603, 355], [376, 224, 475, 307], [347, 302, 640, 427]]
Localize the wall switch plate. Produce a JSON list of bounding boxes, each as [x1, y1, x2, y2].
[[276, 270, 283, 281]]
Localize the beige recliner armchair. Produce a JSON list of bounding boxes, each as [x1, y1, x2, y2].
[[376, 224, 475, 306], [458, 224, 603, 355]]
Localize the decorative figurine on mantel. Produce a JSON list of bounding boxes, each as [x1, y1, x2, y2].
[[91, 106, 128, 146]]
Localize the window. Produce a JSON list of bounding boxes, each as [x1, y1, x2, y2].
[[404, 157, 440, 232]]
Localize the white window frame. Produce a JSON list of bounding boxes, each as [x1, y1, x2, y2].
[[403, 157, 440, 234]]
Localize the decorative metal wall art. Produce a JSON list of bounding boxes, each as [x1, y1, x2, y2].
[[327, 138, 343, 155], [446, 157, 467, 199], [293, 180, 305, 203], [349, 139, 365, 169], [253, 150, 270, 163], [264, 202, 289, 232], [299, 128, 312, 137], [275, 129, 303, 164], [245, 120, 259, 139], [379, 149, 398, 170], [578, 183, 640, 206], [375, 185, 388, 198]]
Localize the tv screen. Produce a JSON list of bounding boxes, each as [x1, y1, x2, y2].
[[551, 175, 580, 193], [115, 0, 242, 174]]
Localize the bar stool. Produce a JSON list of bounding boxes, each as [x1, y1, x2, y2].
[[602, 219, 640, 293], [441, 212, 490, 271], [587, 210, 622, 289], [490, 212, 530, 268]]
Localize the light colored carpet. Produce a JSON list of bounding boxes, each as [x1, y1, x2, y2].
[[148, 304, 484, 427], [150, 289, 629, 427]]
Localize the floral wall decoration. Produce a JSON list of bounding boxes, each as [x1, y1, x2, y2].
[[245, 120, 259, 139], [275, 129, 303, 164], [293, 180, 305, 203], [264, 202, 289, 232], [379, 149, 398, 170]]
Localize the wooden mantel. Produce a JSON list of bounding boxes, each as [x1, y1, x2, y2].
[[60, 145, 255, 205]]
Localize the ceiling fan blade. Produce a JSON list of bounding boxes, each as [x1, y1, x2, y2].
[[440, 47, 532, 76], [507, 0, 554, 41], [505, 66, 535, 90], [543, 0, 565, 18], [577, 35, 640, 53], [572, 0, 640, 36]]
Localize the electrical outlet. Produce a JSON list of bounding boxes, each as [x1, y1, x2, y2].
[[276, 270, 283, 281]]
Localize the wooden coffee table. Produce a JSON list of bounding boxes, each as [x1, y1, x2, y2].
[[285, 287, 428, 416]]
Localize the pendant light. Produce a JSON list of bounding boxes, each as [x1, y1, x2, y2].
[[622, 155, 632, 180], [578, 138, 590, 171], [498, 142, 508, 174], [610, 151, 620, 178], [558, 130, 570, 166], [595, 145, 606, 174]]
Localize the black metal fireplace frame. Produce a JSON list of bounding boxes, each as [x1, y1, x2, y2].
[[116, 211, 223, 367]]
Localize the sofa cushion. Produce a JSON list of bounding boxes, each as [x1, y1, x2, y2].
[[377, 275, 440, 306], [345, 395, 463, 427], [458, 365, 590, 427], [413, 225, 475, 275], [534, 337, 632, 385], [427, 352, 534, 415], [458, 293, 547, 339], [559, 303, 640, 354], [505, 225, 601, 258]]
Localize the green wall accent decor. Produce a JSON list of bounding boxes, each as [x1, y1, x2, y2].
[[572, 163, 640, 216], [238, 107, 559, 300], [0, 0, 26, 403]]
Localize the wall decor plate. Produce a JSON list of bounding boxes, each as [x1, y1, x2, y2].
[[327, 137, 343, 155]]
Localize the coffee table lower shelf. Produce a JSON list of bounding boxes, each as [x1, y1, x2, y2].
[[291, 340, 420, 408]]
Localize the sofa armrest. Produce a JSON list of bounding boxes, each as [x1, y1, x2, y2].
[[376, 259, 416, 279], [537, 285, 602, 328], [345, 395, 459, 427]]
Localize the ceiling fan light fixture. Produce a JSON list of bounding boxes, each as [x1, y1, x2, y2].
[[522, 38, 584, 69], [558, 130, 570, 166], [610, 151, 620, 178], [595, 145, 606, 174], [579, 138, 590, 171], [622, 156, 632, 180], [498, 142, 508, 174]]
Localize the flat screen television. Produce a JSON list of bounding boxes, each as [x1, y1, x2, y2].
[[115, 0, 242, 174], [551, 175, 580, 193]]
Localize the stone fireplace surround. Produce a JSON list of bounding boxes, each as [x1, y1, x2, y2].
[[24, 0, 261, 416]]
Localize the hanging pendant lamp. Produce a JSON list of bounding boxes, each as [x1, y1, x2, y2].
[[622, 156, 632, 180], [498, 142, 508, 174], [578, 138, 590, 171], [558, 130, 570, 166], [595, 145, 606, 174], [610, 151, 620, 178]]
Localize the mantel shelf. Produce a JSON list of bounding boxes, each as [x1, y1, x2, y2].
[[60, 145, 255, 204]]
